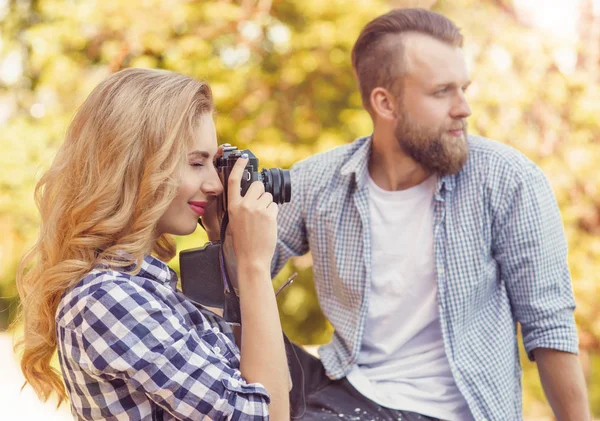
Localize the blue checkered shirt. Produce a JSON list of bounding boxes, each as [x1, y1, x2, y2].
[[271, 135, 579, 421], [56, 255, 270, 420]]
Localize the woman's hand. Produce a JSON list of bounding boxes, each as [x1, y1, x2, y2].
[[226, 155, 278, 268], [201, 199, 220, 242]]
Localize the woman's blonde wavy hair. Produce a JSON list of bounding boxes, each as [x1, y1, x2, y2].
[[15, 68, 214, 404]]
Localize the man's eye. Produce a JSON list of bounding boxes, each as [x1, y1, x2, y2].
[[190, 162, 204, 168], [436, 88, 449, 95]]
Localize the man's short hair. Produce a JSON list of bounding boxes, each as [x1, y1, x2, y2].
[[351, 8, 463, 113]]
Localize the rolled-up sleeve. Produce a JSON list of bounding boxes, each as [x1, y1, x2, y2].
[[271, 163, 310, 278], [492, 162, 579, 361], [78, 279, 270, 420]]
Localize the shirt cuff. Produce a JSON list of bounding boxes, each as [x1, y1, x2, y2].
[[522, 314, 579, 361]]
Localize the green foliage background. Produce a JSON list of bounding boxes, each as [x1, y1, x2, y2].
[[1, 0, 599, 417]]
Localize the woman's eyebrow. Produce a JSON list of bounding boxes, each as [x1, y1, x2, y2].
[[188, 150, 211, 159]]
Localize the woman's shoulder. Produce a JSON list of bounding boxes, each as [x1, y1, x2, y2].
[[55, 267, 243, 374], [56, 266, 216, 339], [58, 255, 174, 315], [56, 269, 144, 326]]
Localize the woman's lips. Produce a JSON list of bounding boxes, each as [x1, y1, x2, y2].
[[188, 201, 207, 216]]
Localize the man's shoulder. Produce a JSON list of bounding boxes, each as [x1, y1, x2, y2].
[[466, 134, 541, 180], [291, 136, 369, 180]]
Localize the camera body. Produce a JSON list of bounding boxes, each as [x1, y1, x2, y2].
[[179, 145, 291, 324], [215, 146, 291, 220]]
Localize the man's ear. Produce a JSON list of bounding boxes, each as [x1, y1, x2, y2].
[[370, 87, 397, 122]]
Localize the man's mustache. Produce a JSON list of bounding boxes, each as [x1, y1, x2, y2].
[[448, 120, 468, 131]]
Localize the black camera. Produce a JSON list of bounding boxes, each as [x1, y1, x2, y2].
[[215, 145, 291, 218], [179, 145, 292, 324]]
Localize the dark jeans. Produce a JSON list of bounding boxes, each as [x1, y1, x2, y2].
[[285, 337, 442, 421]]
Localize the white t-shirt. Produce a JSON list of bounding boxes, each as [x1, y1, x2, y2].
[[346, 174, 473, 421]]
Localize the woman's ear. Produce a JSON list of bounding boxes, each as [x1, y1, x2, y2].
[[370, 87, 397, 122]]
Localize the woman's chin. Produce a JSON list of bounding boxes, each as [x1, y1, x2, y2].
[[163, 222, 198, 237], [182, 224, 199, 236]]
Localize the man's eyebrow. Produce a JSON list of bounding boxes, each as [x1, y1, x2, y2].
[[188, 150, 211, 159], [433, 80, 472, 89]]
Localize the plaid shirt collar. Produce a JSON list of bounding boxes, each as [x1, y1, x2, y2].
[[339, 134, 456, 195], [96, 254, 177, 288], [138, 254, 177, 286]]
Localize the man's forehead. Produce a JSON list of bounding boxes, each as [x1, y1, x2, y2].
[[400, 32, 467, 78]]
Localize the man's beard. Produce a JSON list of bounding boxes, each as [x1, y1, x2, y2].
[[394, 114, 470, 176]]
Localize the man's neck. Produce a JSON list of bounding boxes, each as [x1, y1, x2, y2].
[[368, 132, 432, 191]]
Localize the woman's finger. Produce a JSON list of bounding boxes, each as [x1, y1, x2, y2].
[[227, 156, 249, 207], [256, 191, 273, 208], [244, 180, 266, 201], [215, 144, 226, 160]]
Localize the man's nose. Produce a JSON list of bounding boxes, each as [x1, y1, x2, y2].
[[451, 91, 472, 119]]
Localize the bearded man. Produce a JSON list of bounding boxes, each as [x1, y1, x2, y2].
[[272, 7, 590, 421]]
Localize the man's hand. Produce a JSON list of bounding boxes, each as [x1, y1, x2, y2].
[[534, 348, 590, 421]]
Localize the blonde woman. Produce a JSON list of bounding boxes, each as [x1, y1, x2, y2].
[[16, 68, 290, 420]]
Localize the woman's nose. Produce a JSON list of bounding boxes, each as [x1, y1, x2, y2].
[[203, 168, 224, 196]]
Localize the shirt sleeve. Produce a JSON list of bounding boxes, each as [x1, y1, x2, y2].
[[77, 278, 270, 420], [271, 163, 310, 278], [492, 162, 579, 361]]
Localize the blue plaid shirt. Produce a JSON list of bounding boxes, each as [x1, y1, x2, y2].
[[56, 255, 270, 420], [271, 135, 579, 421]]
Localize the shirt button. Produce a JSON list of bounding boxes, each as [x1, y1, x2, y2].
[[212, 327, 219, 334], [214, 346, 221, 355]]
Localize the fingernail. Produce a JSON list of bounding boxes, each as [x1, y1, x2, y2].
[[241, 153, 248, 159]]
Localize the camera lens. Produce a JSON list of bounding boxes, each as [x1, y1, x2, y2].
[[261, 168, 291, 204]]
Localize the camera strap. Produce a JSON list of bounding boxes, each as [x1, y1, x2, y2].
[[219, 212, 242, 325]]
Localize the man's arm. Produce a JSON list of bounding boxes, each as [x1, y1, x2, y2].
[[491, 158, 586, 418], [533, 348, 590, 421], [271, 164, 310, 277]]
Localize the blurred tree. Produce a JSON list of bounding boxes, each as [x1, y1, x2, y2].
[[1, 0, 598, 417]]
